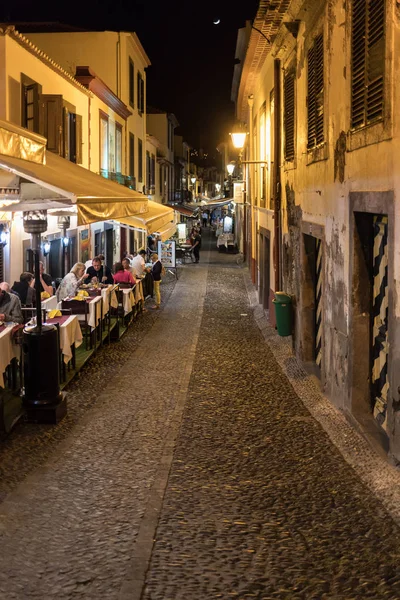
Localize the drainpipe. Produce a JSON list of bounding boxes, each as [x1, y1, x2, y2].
[[273, 58, 281, 292], [247, 95, 255, 281]]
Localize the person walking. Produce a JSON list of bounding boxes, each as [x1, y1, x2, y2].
[[191, 228, 202, 263], [151, 253, 163, 310], [202, 211, 208, 227]]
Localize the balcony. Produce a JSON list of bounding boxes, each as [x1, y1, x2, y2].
[[100, 170, 136, 190]]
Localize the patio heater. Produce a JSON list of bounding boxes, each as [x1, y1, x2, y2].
[[22, 210, 67, 423]]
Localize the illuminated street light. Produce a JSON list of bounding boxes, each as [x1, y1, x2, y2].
[[230, 132, 247, 150], [227, 163, 235, 176]]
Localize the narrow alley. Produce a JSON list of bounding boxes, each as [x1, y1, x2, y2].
[[0, 229, 400, 600]]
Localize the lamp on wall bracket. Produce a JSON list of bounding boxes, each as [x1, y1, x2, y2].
[[43, 239, 50, 256]]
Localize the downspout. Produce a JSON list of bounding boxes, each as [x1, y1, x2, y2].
[[247, 95, 255, 281], [273, 58, 281, 292]]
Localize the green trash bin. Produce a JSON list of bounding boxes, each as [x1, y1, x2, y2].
[[273, 292, 293, 336]]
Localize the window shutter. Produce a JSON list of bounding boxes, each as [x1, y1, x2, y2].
[[75, 114, 83, 164], [41, 95, 63, 155], [307, 34, 324, 149], [284, 68, 295, 161], [351, 0, 385, 128], [141, 77, 144, 114], [129, 133, 135, 177], [63, 106, 70, 159]]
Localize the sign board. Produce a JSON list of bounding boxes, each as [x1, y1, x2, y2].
[[233, 181, 244, 203], [177, 223, 187, 242], [157, 240, 176, 268]]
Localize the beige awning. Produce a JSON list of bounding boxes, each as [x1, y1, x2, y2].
[[117, 201, 174, 234], [158, 223, 177, 242], [0, 151, 148, 225]]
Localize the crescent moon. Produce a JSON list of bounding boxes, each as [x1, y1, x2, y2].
[[213, 19, 221, 25]]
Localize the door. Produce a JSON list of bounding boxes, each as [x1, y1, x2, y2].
[[371, 215, 389, 429], [263, 235, 270, 311], [105, 227, 114, 270], [49, 238, 62, 280], [315, 238, 323, 369]]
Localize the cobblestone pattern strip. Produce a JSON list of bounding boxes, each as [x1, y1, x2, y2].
[[142, 266, 400, 600], [244, 274, 400, 527], [0, 266, 207, 600]]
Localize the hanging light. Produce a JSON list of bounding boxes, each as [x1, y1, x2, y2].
[[43, 240, 51, 255], [230, 131, 247, 150]]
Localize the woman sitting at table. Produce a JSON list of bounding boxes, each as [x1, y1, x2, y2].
[[113, 262, 136, 286], [56, 263, 89, 302]]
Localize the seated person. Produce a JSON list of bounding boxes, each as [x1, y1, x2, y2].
[[86, 256, 114, 285], [39, 261, 54, 296], [56, 263, 89, 302], [0, 282, 23, 324], [122, 257, 134, 275], [113, 262, 136, 286], [11, 272, 35, 305]]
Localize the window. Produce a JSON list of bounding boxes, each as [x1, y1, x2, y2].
[[129, 133, 135, 177], [100, 114, 109, 171], [151, 154, 156, 189], [159, 164, 163, 195], [108, 119, 116, 173], [307, 33, 324, 149], [21, 76, 42, 134], [41, 95, 82, 163], [129, 59, 135, 108], [146, 151, 151, 191], [284, 67, 295, 161], [116, 124, 122, 173], [138, 138, 143, 182], [137, 72, 144, 114], [351, 0, 385, 129]]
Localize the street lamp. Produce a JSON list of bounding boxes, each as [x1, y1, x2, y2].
[[227, 163, 235, 176]]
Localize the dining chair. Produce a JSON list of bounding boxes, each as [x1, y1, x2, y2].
[[61, 299, 91, 350]]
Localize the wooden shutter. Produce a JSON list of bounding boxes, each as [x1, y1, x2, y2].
[[75, 114, 83, 164], [129, 59, 134, 107], [63, 106, 70, 159], [307, 34, 324, 149], [41, 95, 63, 155], [284, 68, 295, 161], [129, 133, 135, 177], [351, 0, 385, 128]]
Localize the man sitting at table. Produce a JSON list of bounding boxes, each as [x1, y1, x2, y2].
[[131, 249, 153, 299], [39, 261, 54, 296], [0, 282, 23, 324], [86, 256, 114, 285]]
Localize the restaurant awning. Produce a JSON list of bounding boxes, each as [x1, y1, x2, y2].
[[0, 151, 148, 225], [166, 204, 194, 218], [116, 201, 174, 234], [157, 222, 177, 242]]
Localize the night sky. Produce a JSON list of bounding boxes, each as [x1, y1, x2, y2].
[[1, 0, 260, 154]]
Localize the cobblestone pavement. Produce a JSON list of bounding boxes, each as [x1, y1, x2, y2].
[[0, 229, 400, 599]]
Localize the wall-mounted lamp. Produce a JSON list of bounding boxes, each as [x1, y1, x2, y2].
[[0, 230, 8, 245], [227, 163, 235, 176], [191, 177, 196, 185], [43, 240, 51, 256], [230, 131, 247, 150], [62, 236, 69, 247]]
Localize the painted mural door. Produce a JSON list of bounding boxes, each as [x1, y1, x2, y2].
[[315, 238, 323, 369], [371, 215, 389, 430]]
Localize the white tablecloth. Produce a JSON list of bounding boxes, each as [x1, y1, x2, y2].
[[101, 285, 118, 314], [134, 280, 144, 303], [87, 296, 103, 329], [217, 234, 235, 248], [45, 315, 83, 364], [41, 295, 58, 311], [0, 326, 20, 388], [122, 288, 136, 315]]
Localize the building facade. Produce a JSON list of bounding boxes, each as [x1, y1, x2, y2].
[[147, 108, 179, 204], [233, 0, 400, 460]]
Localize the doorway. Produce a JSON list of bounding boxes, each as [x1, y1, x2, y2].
[[352, 212, 389, 430], [302, 233, 324, 372], [105, 225, 114, 270], [259, 228, 271, 313]]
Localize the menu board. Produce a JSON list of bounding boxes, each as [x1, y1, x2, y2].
[[157, 240, 176, 268]]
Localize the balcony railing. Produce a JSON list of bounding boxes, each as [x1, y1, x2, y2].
[[100, 170, 136, 190]]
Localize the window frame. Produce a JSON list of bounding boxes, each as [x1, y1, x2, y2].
[[347, 0, 392, 151], [137, 72, 144, 115], [129, 58, 135, 109], [99, 111, 109, 173]]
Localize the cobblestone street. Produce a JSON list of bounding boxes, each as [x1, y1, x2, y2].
[[1, 229, 400, 599]]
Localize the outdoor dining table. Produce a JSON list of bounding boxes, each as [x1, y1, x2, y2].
[[121, 288, 136, 315], [0, 324, 21, 388], [134, 279, 144, 303], [45, 315, 83, 364], [58, 295, 103, 330], [101, 285, 118, 314], [41, 295, 58, 311]]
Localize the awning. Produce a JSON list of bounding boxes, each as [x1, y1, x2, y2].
[[166, 204, 194, 218], [0, 151, 148, 225], [116, 201, 174, 234], [204, 198, 234, 209], [157, 222, 177, 242]]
